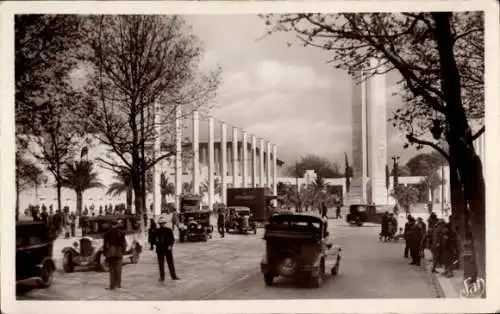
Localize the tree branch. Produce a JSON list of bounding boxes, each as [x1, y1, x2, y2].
[[472, 126, 485, 141], [407, 134, 450, 163]]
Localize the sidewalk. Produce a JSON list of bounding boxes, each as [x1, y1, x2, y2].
[[421, 250, 463, 298]]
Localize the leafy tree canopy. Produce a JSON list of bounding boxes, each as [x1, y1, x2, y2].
[[286, 154, 343, 178]]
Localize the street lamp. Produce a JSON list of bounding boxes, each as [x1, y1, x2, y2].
[[391, 155, 400, 190]]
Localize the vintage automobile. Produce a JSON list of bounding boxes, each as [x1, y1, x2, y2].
[[225, 206, 257, 234], [178, 210, 214, 242], [179, 194, 203, 212], [61, 215, 143, 273], [16, 221, 58, 289], [260, 212, 341, 288], [346, 204, 385, 226]]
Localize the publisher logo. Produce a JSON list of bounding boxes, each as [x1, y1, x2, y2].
[[460, 277, 485, 298]]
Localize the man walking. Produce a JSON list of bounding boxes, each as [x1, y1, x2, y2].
[[403, 215, 414, 258], [408, 217, 424, 266], [148, 217, 157, 250], [155, 217, 180, 281], [217, 208, 225, 238], [103, 220, 126, 290]]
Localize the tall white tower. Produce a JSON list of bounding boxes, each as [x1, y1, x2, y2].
[[350, 58, 388, 205]]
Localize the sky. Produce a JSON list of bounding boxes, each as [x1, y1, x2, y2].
[[180, 14, 423, 167]]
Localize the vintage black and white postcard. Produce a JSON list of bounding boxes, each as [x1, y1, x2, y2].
[[1, 1, 499, 313]]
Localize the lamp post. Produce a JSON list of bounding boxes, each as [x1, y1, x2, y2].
[[391, 155, 400, 190]]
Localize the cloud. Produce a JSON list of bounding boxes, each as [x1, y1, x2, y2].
[[219, 60, 333, 98], [246, 118, 351, 164]]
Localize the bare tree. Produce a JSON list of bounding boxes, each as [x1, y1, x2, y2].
[[83, 15, 221, 230]]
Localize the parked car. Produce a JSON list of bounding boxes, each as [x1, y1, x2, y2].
[[260, 212, 341, 288], [346, 204, 385, 226], [61, 215, 142, 273], [225, 206, 257, 234], [16, 221, 57, 288], [178, 210, 213, 242]]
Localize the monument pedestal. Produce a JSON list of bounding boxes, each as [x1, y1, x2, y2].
[[347, 177, 367, 205]]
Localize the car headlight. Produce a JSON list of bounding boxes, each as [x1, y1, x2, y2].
[[197, 225, 202, 229]]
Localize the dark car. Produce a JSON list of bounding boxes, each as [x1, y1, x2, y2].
[[225, 206, 257, 234], [16, 221, 58, 288], [61, 215, 142, 273], [346, 204, 386, 226], [260, 212, 341, 288], [178, 210, 214, 242]]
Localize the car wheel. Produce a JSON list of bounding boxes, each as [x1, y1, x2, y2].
[[99, 253, 109, 272], [253, 228, 257, 235], [38, 261, 54, 288], [279, 257, 297, 277], [311, 260, 325, 288], [331, 256, 340, 276], [63, 252, 74, 273], [264, 273, 274, 286]]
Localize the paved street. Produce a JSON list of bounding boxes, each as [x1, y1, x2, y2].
[[205, 220, 438, 299], [17, 216, 438, 300]]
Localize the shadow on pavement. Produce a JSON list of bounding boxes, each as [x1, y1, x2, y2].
[[266, 274, 340, 290]]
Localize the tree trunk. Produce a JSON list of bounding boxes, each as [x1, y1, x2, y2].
[[57, 180, 62, 212], [16, 174, 20, 221], [76, 191, 83, 216], [462, 154, 485, 287], [126, 186, 133, 210], [433, 12, 485, 293]]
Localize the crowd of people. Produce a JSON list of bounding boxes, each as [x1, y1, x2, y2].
[[26, 204, 77, 238], [402, 212, 459, 277], [378, 210, 459, 278]]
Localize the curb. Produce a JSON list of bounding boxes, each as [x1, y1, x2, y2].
[[420, 254, 459, 298]]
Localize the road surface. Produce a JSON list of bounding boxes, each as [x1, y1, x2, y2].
[[204, 219, 438, 299], [17, 216, 438, 300]]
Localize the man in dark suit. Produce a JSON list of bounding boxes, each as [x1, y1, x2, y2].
[[103, 220, 127, 290], [155, 217, 180, 281], [217, 208, 225, 237]]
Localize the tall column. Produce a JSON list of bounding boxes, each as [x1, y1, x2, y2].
[[232, 127, 239, 187], [192, 111, 200, 195], [208, 117, 215, 210], [242, 132, 248, 187], [153, 103, 161, 216], [251, 135, 257, 187], [259, 139, 265, 187], [221, 123, 227, 204], [175, 104, 182, 211], [272, 144, 277, 195], [367, 58, 387, 205], [266, 142, 271, 188], [350, 69, 368, 204]]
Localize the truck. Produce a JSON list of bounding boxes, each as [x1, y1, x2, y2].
[[179, 194, 202, 213], [226, 187, 278, 222]]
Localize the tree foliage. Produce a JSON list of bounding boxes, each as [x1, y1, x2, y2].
[[286, 154, 343, 178], [16, 154, 44, 192], [405, 151, 445, 176], [15, 15, 85, 138], [261, 12, 484, 155], [391, 185, 419, 213], [60, 160, 104, 215]]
